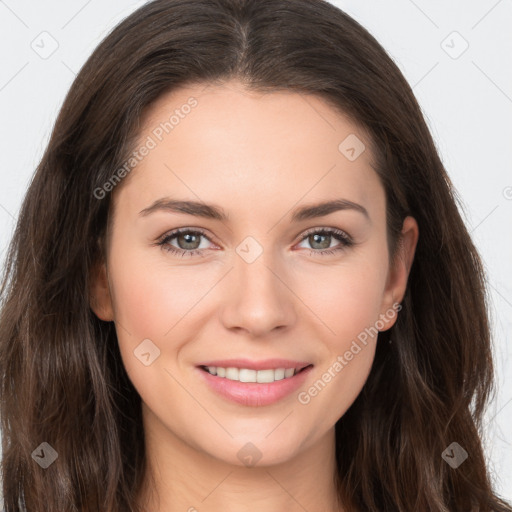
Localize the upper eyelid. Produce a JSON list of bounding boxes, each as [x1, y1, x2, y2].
[[299, 226, 351, 239]]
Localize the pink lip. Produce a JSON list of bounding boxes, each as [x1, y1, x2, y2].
[[196, 358, 312, 371], [195, 364, 314, 407]]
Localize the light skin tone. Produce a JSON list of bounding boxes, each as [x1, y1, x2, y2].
[[90, 79, 418, 512]]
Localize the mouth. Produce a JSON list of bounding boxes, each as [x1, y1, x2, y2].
[[196, 363, 315, 407], [198, 363, 313, 383]]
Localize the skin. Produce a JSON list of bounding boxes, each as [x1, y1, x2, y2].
[[90, 79, 418, 512]]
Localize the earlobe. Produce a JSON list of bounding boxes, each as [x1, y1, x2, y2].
[[379, 216, 419, 330], [89, 260, 114, 321]]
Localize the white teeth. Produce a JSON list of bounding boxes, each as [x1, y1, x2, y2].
[[284, 368, 295, 378], [271, 368, 285, 381], [239, 369, 256, 382], [205, 366, 300, 383], [225, 367, 239, 380]]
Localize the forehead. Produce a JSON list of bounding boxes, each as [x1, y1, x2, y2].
[[111, 80, 383, 224]]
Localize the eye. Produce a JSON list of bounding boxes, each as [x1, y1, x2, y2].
[[155, 226, 354, 258], [295, 227, 354, 256], [156, 228, 215, 257]]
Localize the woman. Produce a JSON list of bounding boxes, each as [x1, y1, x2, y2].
[[1, 0, 510, 510]]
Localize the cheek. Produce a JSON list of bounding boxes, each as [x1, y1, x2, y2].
[[107, 243, 226, 391], [109, 241, 214, 337], [294, 252, 388, 347], [294, 259, 385, 428]]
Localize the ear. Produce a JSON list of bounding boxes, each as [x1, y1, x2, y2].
[[89, 259, 114, 322], [378, 216, 419, 331]]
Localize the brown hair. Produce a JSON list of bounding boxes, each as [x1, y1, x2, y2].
[[1, 0, 510, 510]]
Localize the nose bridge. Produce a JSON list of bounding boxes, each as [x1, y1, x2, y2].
[[220, 235, 296, 335]]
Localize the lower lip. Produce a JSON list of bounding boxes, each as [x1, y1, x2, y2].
[[196, 365, 314, 407]]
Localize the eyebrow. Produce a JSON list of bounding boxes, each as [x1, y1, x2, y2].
[[138, 198, 370, 222]]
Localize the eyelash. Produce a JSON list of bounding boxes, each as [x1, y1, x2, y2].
[[156, 227, 354, 258]]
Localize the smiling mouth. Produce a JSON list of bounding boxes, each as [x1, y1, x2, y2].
[[199, 364, 313, 383]]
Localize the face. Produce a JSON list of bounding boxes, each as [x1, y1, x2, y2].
[[91, 80, 417, 467]]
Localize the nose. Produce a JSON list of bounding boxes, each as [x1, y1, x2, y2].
[[219, 249, 297, 337]]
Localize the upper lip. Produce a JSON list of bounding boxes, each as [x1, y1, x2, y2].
[[196, 358, 313, 371]]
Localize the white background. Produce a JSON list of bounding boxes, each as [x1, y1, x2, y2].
[[0, 0, 511, 504]]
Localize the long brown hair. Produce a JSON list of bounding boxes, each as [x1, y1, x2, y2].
[[1, 1, 510, 510]]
